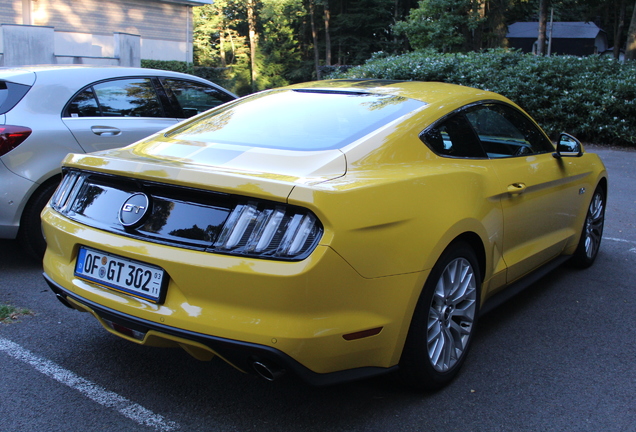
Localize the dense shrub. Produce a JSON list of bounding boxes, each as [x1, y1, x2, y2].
[[141, 60, 236, 95], [332, 50, 636, 147]]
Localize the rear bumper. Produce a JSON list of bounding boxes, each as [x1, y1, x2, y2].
[[43, 272, 397, 386]]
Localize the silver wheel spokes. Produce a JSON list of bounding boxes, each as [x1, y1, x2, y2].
[[427, 257, 477, 372], [584, 192, 604, 259]]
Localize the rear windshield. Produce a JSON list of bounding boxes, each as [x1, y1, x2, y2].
[[167, 89, 426, 151], [0, 81, 31, 114]]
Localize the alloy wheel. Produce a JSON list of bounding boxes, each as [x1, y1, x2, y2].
[[427, 257, 477, 372]]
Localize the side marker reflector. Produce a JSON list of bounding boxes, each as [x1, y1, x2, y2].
[[343, 327, 383, 341]]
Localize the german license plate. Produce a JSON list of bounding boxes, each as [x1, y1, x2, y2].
[[75, 246, 167, 303]]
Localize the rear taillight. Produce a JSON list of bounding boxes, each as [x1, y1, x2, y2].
[[214, 201, 323, 259], [0, 125, 32, 157]]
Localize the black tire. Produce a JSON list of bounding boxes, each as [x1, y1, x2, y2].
[[568, 186, 605, 269], [398, 241, 481, 390], [18, 180, 59, 261]]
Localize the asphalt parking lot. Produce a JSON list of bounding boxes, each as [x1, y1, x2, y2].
[[1, 146, 635, 431]]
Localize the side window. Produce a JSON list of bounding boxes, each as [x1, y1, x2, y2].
[[65, 78, 164, 118], [465, 104, 554, 158], [421, 113, 486, 158], [93, 79, 164, 117], [161, 79, 233, 118]]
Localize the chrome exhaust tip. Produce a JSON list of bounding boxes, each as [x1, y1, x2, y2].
[[252, 361, 285, 381], [55, 293, 74, 309]]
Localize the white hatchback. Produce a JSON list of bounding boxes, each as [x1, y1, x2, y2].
[[0, 65, 236, 258]]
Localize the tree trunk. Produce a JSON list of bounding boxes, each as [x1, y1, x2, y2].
[[614, 0, 626, 60], [472, 0, 487, 51], [537, 0, 548, 55], [247, 0, 258, 90], [309, 0, 321, 79], [626, 0, 636, 60], [393, 0, 400, 50], [324, 0, 332, 66], [219, 29, 227, 67], [229, 31, 236, 65]]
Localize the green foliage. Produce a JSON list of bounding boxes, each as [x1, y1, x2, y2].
[[257, 0, 306, 89], [141, 60, 196, 74], [141, 59, 238, 94], [393, 0, 485, 52], [193, 4, 222, 66], [334, 50, 636, 146], [187, 0, 635, 94], [190, 0, 308, 94], [331, 0, 400, 65], [190, 0, 418, 90], [0, 303, 31, 323]]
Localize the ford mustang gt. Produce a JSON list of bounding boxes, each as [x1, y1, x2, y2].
[[42, 80, 607, 389]]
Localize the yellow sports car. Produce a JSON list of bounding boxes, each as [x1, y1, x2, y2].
[[42, 80, 607, 389]]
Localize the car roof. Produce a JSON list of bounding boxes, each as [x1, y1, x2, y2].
[[2, 65, 174, 74], [0, 65, 220, 86], [284, 79, 508, 107]]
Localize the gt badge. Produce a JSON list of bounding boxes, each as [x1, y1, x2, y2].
[[119, 193, 150, 228]]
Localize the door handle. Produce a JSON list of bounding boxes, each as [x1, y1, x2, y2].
[[91, 126, 122, 136], [507, 183, 527, 195]]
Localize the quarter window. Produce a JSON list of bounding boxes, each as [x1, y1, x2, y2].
[[69, 88, 100, 117], [0, 81, 31, 115], [421, 113, 486, 158]]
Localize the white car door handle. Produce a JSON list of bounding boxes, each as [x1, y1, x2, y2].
[[91, 126, 122, 136]]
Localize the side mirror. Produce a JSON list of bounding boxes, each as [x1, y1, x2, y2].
[[553, 133, 583, 158]]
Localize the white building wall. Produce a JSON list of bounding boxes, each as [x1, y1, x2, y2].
[[54, 31, 94, 57], [141, 39, 189, 62], [0, 1, 22, 25], [32, 0, 189, 44], [0, 0, 207, 64]]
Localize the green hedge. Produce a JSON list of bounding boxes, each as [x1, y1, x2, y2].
[[332, 50, 636, 147], [141, 60, 236, 94]]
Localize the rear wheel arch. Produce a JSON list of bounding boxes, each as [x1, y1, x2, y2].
[[18, 174, 62, 260], [452, 232, 486, 284], [597, 177, 608, 201]]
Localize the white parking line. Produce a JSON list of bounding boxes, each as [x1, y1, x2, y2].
[[603, 236, 636, 253], [0, 337, 179, 431], [603, 237, 636, 254], [604, 236, 636, 245]]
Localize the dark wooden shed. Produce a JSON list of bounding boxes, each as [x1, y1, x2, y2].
[[506, 22, 608, 56]]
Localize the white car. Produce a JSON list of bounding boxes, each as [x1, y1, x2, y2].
[[0, 65, 236, 258]]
